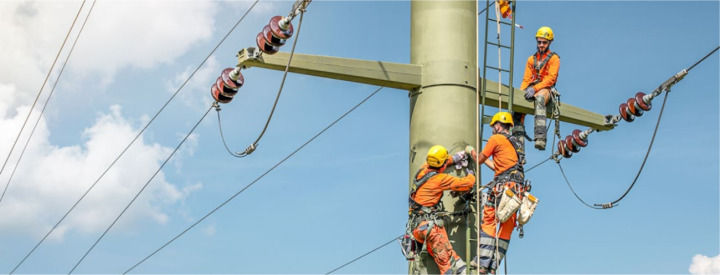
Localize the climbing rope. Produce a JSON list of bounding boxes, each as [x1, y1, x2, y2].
[[122, 87, 383, 274], [494, 2, 503, 111], [0, 0, 90, 205], [7, 2, 259, 273], [69, 105, 214, 274]]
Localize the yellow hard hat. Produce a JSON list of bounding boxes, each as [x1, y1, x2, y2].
[[490, 111, 514, 127], [426, 145, 449, 168], [535, 26, 554, 41]]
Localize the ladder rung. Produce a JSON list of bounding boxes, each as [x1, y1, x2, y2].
[[487, 42, 511, 49], [486, 65, 510, 73], [487, 18, 512, 26]]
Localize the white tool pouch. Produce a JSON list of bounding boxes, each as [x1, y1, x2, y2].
[[496, 187, 521, 223], [517, 192, 539, 225]]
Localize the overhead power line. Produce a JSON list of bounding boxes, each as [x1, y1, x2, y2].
[[69, 105, 214, 274], [123, 86, 384, 274], [8, 1, 259, 273], [0, 0, 87, 200], [325, 235, 402, 274]]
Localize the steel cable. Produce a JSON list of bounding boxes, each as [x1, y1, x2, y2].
[[0, 0, 87, 203], [7, 2, 259, 273], [232, 9, 306, 157], [69, 105, 214, 274], [123, 87, 383, 274], [325, 235, 402, 274]]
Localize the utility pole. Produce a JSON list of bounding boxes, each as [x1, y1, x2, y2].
[[237, 1, 613, 274]]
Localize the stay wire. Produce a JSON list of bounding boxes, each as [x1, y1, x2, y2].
[[235, 9, 305, 157], [0, 0, 87, 199], [69, 105, 214, 274], [123, 87, 383, 274], [325, 234, 402, 274], [8, 1, 259, 273]]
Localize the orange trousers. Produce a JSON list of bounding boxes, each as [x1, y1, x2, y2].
[[413, 220, 462, 274]]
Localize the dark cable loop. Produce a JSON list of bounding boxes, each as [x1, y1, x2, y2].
[[123, 87, 383, 274], [0, 0, 87, 202], [7, 1, 259, 273], [237, 9, 306, 157], [69, 105, 214, 274]]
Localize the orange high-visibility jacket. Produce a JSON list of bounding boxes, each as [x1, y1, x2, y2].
[[410, 164, 475, 207], [520, 51, 560, 91], [481, 134, 519, 177]]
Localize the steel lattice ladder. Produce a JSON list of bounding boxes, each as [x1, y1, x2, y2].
[[466, 0, 519, 270]]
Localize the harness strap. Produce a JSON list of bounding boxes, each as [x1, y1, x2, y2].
[[530, 52, 559, 87]]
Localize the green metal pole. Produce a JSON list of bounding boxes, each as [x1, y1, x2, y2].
[[409, 1, 477, 274]]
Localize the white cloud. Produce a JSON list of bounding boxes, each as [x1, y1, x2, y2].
[[0, 104, 199, 240], [166, 55, 219, 112], [69, 1, 217, 86], [203, 224, 216, 236], [689, 254, 720, 275]]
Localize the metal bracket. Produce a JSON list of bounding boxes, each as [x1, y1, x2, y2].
[[237, 47, 263, 68]]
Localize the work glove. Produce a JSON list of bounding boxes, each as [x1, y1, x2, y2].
[[466, 167, 475, 175], [464, 145, 476, 161], [452, 151, 468, 168], [524, 87, 536, 101]]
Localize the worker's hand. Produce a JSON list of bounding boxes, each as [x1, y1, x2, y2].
[[524, 87, 536, 100], [452, 151, 467, 164], [464, 146, 476, 160], [466, 167, 475, 175]]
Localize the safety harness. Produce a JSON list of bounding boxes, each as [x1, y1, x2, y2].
[[492, 133, 526, 187], [530, 51, 560, 87], [402, 167, 446, 261]]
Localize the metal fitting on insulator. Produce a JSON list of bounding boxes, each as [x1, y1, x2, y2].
[[619, 103, 635, 122], [221, 68, 244, 91], [571, 129, 588, 147], [269, 16, 294, 40], [557, 140, 572, 158], [261, 25, 286, 47], [256, 32, 279, 55], [211, 83, 233, 104], [626, 98, 644, 117], [565, 136, 580, 153], [635, 92, 652, 111]]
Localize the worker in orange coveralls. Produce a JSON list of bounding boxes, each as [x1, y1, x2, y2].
[[409, 145, 475, 275], [521, 26, 560, 151], [467, 112, 527, 274]]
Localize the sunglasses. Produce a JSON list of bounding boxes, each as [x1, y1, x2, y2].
[[537, 40, 549, 45]]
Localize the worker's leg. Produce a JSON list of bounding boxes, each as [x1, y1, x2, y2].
[[533, 88, 551, 150], [425, 225, 464, 274]]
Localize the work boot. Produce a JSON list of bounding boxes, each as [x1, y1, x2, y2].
[[535, 138, 546, 151]]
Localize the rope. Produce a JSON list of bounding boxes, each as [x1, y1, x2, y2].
[[69, 105, 213, 274], [494, 2, 502, 111], [123, 87, 383, 274], [325, 235, 402, 274], [235, 9, 305, 158], [0, 0, 88, 203], [7, 2, 259, 273]]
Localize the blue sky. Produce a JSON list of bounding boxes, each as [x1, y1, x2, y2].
[[0, 0, 718, 274]]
